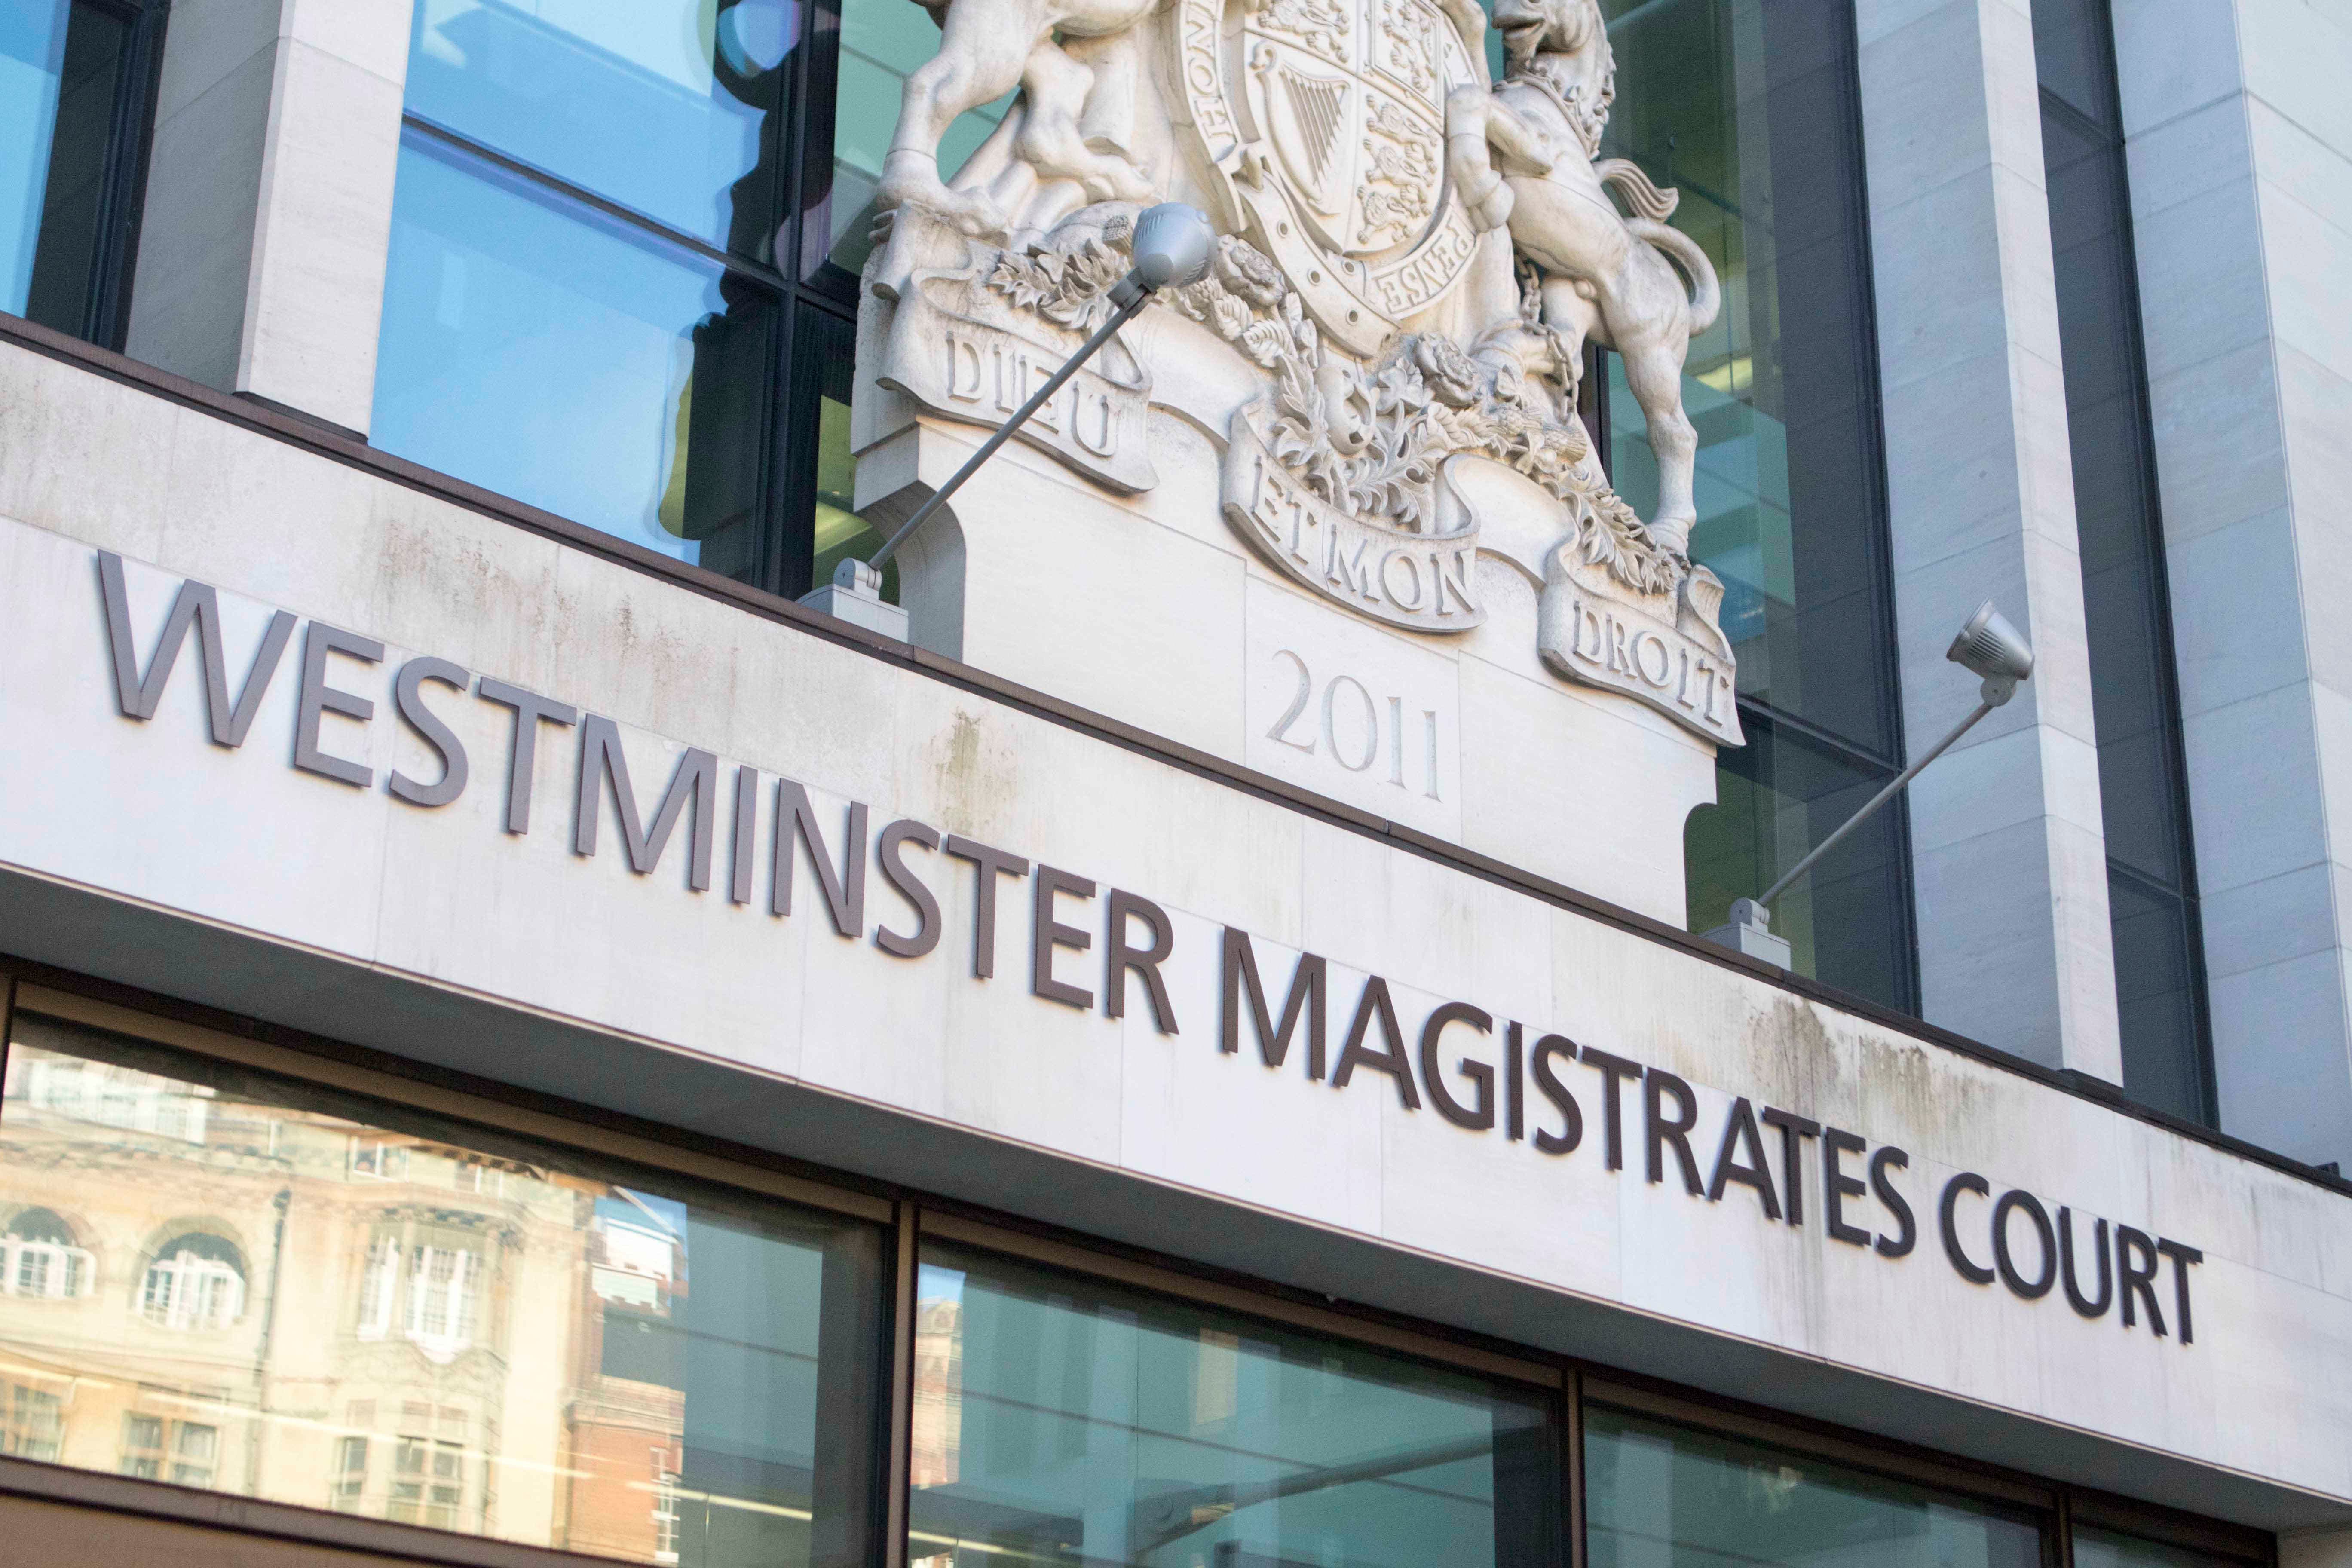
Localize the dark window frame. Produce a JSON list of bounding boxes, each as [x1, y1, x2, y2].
[[794, 0, 863, 302]]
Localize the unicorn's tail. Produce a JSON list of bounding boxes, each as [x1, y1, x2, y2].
[[1628, 217, 1721, 339]]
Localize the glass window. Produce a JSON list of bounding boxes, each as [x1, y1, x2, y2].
[[2108, 873, 2207, 1124], [1585, 1405, 2045, 1568], [404, 0, 798, 262], [908, 1239, 1559, 1568], [332, 1435, 369, 1511], [378, 3, 801, 587], [818, 0, 1013, 280], [3, 1379, 65, 1461], [1598, 0, 1897, 755], [2074, 1527, 2249, 1568], [1584, 0, 1910, 1009], [117, 1410, 221, 1485], [0, 0, 159, 345], [0, 1004, 888, 1568], [3, 1206, 93, 1300], [374, 131, 781, 576], [2031, 0, 2213, 1125], [138, 1231, 246, 1330]]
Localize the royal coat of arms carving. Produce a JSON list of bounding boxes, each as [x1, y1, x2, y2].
[[858, 0, 1743, 745]]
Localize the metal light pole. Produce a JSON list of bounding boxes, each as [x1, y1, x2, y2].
[[1704, 601, 2036, 968], [801, 203, 1218, 638]]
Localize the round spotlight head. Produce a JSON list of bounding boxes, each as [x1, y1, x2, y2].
[[1129, 203, 1216, 290], [1947, 601, 2034, 704]]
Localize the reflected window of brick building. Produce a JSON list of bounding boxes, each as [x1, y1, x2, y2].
[[3, 1379, 64, 1461]]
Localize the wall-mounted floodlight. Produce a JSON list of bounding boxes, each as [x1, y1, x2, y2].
[[1705, 601, 2034, 968], [804, 203, 1218, 637]]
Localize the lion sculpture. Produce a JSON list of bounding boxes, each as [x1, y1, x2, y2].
[[1446, 0, 1720, 557]]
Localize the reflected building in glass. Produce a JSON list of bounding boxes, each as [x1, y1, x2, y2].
[[0, 1008, 885, 1568]]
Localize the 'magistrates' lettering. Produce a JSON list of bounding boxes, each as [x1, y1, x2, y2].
[[1208, 927, 2202, 1350]]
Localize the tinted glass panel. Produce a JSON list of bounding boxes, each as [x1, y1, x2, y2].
[[1687, 717, 1911, 1008], [2074, 1528, 2246, 1568], [2043, 101, 2180, 888], [1, 0, 138, 339], [2033, 0, 2213, 1121], [822, 0, 1012, 278], [407, 0, 797, 260], [374, 130, 776, 579], [2109, 873, 2208, 1124], [1600, 0, 1895, 756], [1586, 1405, 2045, 1568], [908, 1241, 1558, 1568], [2030, 0, 2115, 126], [0, 0, 69, 312], [0, 1007, 886, 1566]]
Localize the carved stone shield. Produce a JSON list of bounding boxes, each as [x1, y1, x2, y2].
[[1176, 0, 1484, 356]]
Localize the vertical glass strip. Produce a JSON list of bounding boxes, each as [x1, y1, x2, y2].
[[2031, 0, 2214, 1124], [3, 0, 145, 340], [0, 0, 72, 316]]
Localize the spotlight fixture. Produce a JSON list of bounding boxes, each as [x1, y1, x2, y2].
[[1706, 601, 2036, 967]]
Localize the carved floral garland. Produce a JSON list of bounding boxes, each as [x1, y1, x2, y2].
[[985, 220, 1680, 596]]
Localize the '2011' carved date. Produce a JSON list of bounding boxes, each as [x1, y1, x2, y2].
[[1265, 649, 1442, 801]]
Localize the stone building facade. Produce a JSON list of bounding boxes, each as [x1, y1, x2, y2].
[[0, 1, 2346, 1566]]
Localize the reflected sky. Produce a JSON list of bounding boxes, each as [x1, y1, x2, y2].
[[372, 130, 763, 564], [407, 0, 794, 258], [0, 0, 68, 315]]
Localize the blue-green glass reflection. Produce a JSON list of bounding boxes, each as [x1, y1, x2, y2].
[[1586, 1406, 2045, 1568], [908, 1243, 1557, 1568], [1588, 0, 1910, 1009], [405, 0, 795, 260], [2033, 0, 2214, 1125], [0, 0, 69, 315], [373, 131, 776, 576]]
